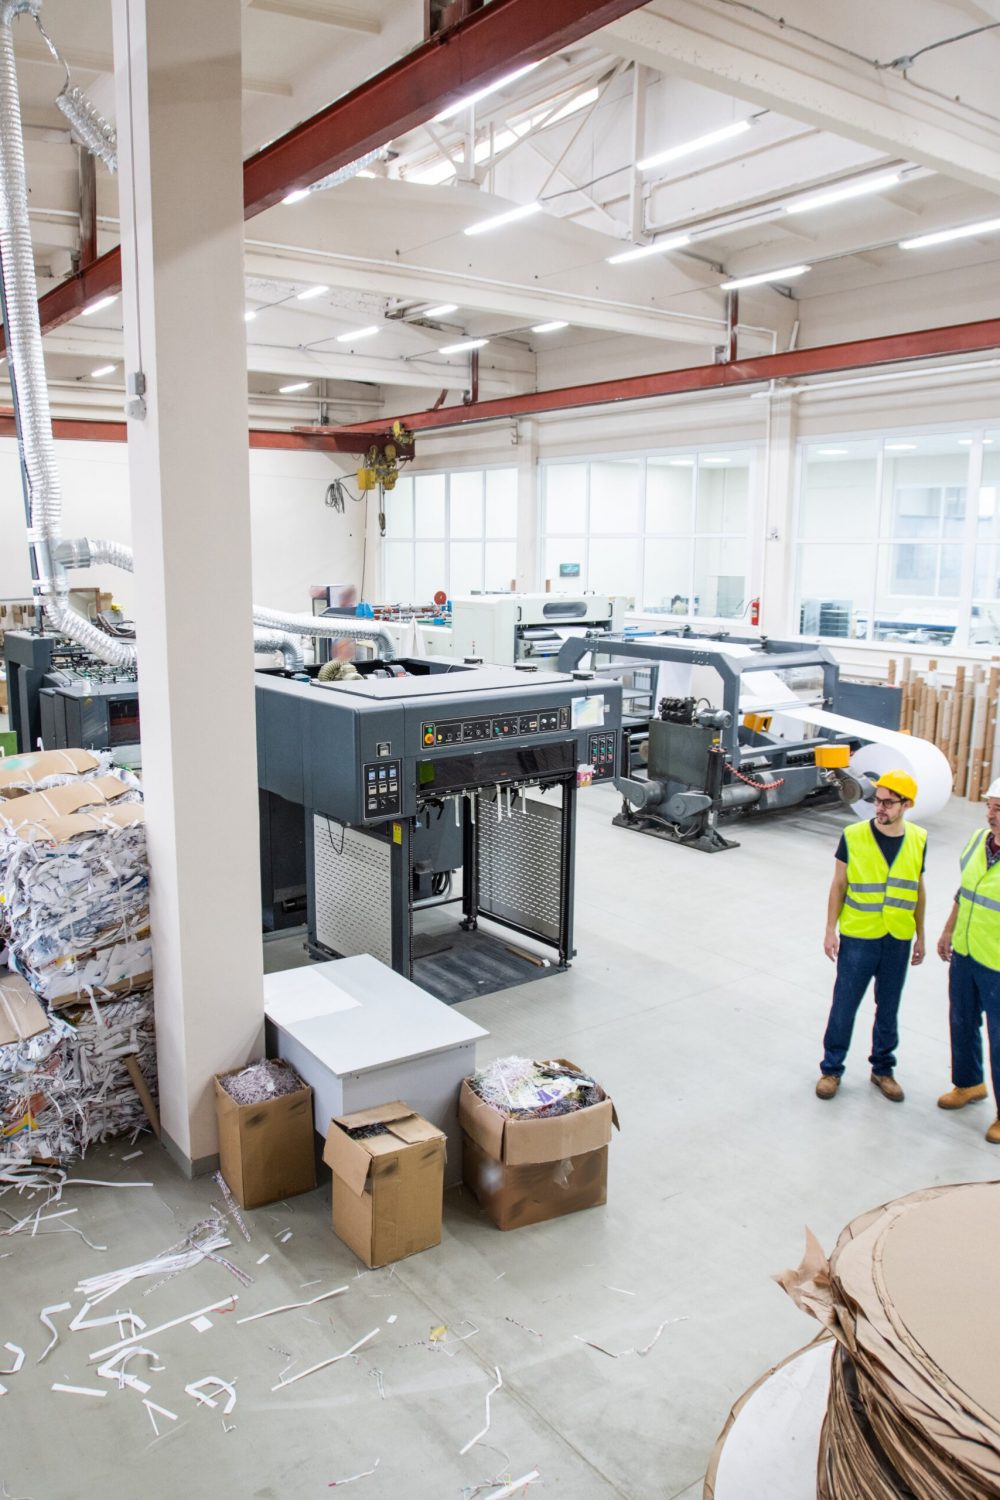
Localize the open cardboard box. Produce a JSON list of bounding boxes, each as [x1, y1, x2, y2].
[[214, 1062, 316, 1211], [458, 1058, 619, 1231], [323, 1101, 446, 1268]]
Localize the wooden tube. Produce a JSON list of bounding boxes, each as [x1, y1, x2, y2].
[[956, 689, 975, 798]]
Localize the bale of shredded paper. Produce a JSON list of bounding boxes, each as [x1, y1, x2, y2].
[[3, 805, 150, 1005], [0, 991, 156, 1164], [0, 747, 111, 799], [469, 1055, 607, 1119], [218, 1057, 305, 1105]]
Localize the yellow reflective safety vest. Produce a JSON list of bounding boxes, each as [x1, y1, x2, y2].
[[952, 829, 1000, 970], [839, 819, 926, 941]]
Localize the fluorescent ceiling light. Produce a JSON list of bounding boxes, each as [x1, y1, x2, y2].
[[434, 61, 542, 122], [720, 264, 810, 290], [89, 364, 116, 378], [421, 303, 458, 318], [816, 447, 849, 456], [464, 201, 542, 236], [607, 233, 691, 265], [81, 294, 118, 316], [279, 381, 312, 394], [958, 438, 974, 446], [439, 338, 488, 354], [335, 326, 379, 343], [282, 188, 311, 205], [668, 458, 694, 466], [244, 308, 257, 322], [885, 442, 916, 451], [899, 215, 1000, 250], [356, 170, 377, 179], [701, 456, 731, 464], [638, 118, 752, 172], [531, 321, 568, 333], [785, 172, 900, 215], [296, 284, 328, 301], [987, 438, 995, 445]]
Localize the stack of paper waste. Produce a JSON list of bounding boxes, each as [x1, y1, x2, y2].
[[0, 748, 156, 1164], [0, 772, 140, 949], [778, 1181, 1000, 1499], [0, 969, 155, 1162], [467, 1055, 608, 1119], [3, 802, 150, 1006]]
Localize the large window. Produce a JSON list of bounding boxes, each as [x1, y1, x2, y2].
[[541, 449, 754, 618], [381, 468, 517, 604], [795, 431, 989, 646]]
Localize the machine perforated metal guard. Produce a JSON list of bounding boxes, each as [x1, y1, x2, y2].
[[313, 816, 392, 964], [476, 792, 563, 945]]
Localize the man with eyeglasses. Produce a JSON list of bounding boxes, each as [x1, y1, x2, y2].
[[936, 779, 1000, 1143], [816, 770, 926, 1102]]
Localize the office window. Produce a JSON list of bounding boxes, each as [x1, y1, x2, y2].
[[380, 468, 517, 603], [795, 431, 981, 646], [541, 449, 753, 618], [972, 433, 1000, 645]]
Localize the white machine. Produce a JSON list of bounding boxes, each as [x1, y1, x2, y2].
[[377, 592, 624, 664]]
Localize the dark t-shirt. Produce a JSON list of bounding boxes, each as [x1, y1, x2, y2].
[[835, 820, 927, 872]]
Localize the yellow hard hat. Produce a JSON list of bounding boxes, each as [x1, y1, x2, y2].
[[876, 769, 917, 802]]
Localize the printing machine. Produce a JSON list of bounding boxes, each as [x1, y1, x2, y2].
[[4, 629, 141, 762], [556, 630, 900, 852], [449, 592, 624, 665], [255, 656, 622, 1001]]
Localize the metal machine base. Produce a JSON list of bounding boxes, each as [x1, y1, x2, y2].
[[611, 807, 739, 853]]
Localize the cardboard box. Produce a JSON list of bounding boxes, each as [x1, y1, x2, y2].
[[458, 1060, 618, 1231], [214, 1065, 316, 1210], [0, 775, 134, 831], [0, 970, 50, 1046], [323, 1101, 446, 1268]]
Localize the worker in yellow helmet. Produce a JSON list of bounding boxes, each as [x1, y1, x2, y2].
[[816, 770, 926, 1102], [936, 777, 1000, 1143]]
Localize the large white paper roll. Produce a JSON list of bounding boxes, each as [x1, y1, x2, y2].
[[781, 707, 953, 820]]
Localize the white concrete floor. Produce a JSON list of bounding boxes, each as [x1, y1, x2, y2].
[[2, 785, 996, 1500]]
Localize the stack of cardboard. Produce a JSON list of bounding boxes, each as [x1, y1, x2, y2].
[[779, 1181, 1000, 1499], [0, 750, 156, 1164]]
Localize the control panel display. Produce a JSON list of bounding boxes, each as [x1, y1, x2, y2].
[[587, 731, 617, 780], [362, 759, 400, 817], [421, 706, 570, 748]]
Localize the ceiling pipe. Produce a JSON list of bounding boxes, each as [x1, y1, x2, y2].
[[2, 0, 651, 355]]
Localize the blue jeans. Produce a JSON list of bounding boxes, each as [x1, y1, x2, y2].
[[821, 933, 911, 1077], [948, 952, 1000, 1107]]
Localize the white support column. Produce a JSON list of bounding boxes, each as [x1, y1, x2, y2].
[[514, 420, 539, 590], [759, 392, 799, 636], [112, 0, 264, 1173]]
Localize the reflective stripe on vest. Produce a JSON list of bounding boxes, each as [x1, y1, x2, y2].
[[839, 819, 926, 941], [954, 831, 1000, 970]]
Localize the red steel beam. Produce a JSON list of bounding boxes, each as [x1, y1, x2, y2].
[[9, 0, 648, 354], [336, 317, 1000, 433], [243, 0, 648, 213], [0, 412, 391, 453]]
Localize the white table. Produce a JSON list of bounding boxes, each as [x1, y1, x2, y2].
[[264, 955, 487, 1185]]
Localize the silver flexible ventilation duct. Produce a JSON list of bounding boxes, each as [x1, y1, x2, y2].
[[0, 1, 137, 669], [253, 628, 305, 671], [250, 606, 395, 659], [1, 7, 383, 686], [55, 84, 117, 172]]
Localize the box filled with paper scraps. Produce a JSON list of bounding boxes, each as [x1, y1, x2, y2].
[[459, 1056, 618, 1230], [215, 1058, 316, 1210], [324, 1101, 446, 1267]]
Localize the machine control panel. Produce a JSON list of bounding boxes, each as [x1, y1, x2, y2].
[[362, 759, 401, 817], [421, 706, 570, 748], [588, 731, 618, 780]]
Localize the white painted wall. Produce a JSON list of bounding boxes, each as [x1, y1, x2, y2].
[[0, 437, 366, 615]]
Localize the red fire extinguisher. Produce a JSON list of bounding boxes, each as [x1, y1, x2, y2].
[[750, 597, 760, 627]]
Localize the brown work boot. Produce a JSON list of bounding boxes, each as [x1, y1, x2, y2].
[[871, 1072, 904, 1102], [816, 1074, 840, 1100], [987, 1120, 1000, 1145], [938, 1083, 988, 1110]]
